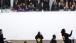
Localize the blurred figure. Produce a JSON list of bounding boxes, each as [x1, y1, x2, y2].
[[20, 3, 23, 8], [58, 2, 64, 9], [30, 4, 36, 11], [64, 4, 69, 11], [69, 2, 72, 8], [61, 29, 73, 43], [0, 29, 4, 43], [70, 4, 75, 11], [17, 5, 23, 12], [60, 0, 65, 9], [36, 0, 42, 11], [51, 0, 59, 11], [44, 0, 49, 11], [13, 2, 18, 10], [24, 41, 27, 43], [35, 31, 43, 43], [73, 2, 76, 8], [22, 3, 26, 9], [50, 35, 57, 43], [24, 5, 30, 12]]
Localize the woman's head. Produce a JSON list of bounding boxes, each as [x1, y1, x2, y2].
[[61, 29, 66, 34]]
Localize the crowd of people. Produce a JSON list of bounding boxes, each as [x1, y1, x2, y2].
[[0, 28, 74, 43], [51, 0, 76, 11], [12, 0, 50, 12]]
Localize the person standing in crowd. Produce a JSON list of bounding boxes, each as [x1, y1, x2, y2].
[[50, 35, 57, 43], [17, 5, 23, 12], [0, 29, 4, 43], [22, 3, 26, 9], [58, 2, 64, 9], [44, 0, 49, 11], [61, 29, 73, 43], [51, 0, 59, 11], [30, 4, 36, 11], [59, 0, 65, 9], [35, 31, 43, 43], [13, 1, 18, 10], [36, 0, 42, 11]]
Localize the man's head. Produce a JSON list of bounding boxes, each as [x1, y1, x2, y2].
[[53, 35, 56, 39], [0, 29, 2, 34]]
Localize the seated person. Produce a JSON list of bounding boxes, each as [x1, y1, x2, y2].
[[50, 35, 57, 43], [70, 4, 75, 11], [22, 3, 26, 9], [17, 5, 23, 12], [30, 4, 36, 11], [12, 2, 18, 10], [51, 0, 59, 11], [64, 4, 69, 11], [20, 3, 23, 8], [24, 5, 30, 12]]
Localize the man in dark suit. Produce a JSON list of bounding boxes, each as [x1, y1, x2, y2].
[[0, 29, 4, 43], [36, 0, 42, 11], [51, 0, 59, 11], [44, 0, 49, 11]]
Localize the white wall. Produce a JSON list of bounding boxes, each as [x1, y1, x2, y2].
[[0, 12, 76, 40]]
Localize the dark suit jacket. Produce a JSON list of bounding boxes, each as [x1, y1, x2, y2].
[[51, 2, 59, 11], [0, 34, 4, 43], [36, 2, 42, 11]]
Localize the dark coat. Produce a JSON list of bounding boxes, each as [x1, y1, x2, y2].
[[50, 38, 57, 43], [51, 2, 59, 11], [0, 34, 4, 43], [35, 34, 43, 43], [61, 31, 72, 43], [36, 2, 42, 11]]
